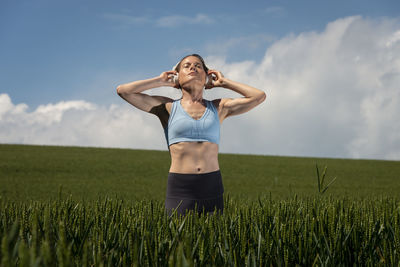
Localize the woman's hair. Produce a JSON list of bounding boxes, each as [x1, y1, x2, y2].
[[174, 54, 209, 73]]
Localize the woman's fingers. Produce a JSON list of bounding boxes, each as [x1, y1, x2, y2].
[[161, 70, 177, 79], [207, 70, 224, 87], [160, 70, 178, 87], [209, 70, 223, 79]]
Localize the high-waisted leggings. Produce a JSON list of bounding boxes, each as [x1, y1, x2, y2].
[[165, 170, 224, 216]]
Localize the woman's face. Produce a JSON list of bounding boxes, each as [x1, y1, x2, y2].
[[178, 56, 207, 88]]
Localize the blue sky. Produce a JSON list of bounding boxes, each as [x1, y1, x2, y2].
[[1, 0, 400, 160], [2, 0, 399, 107]]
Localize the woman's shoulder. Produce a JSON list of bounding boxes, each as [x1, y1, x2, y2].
[[165, 98, 181, 113]]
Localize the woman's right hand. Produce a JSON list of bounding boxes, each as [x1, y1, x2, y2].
[[206, 70, 226, 89], [160, 70, 179, 88]]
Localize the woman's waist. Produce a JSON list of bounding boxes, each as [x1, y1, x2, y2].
[[169, 142, 219, 173], [169, 161, 219, 174], [166, 170, 224, 199]]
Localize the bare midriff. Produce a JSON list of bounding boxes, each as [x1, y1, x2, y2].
[[168, 141, 219, 174]]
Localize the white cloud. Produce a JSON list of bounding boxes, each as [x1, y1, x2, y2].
[[2, 16, 400, 160], [103, 12, 214, 28], [156, 14, 214, 28], [263, 6, 286, 17], [33, 101, 96, 126], [386, 30, 400, 47], [206, 16, 400, 160], [0, 94, 167, 149], [0, 94, 28, 120], [205, 34, 275, 58]]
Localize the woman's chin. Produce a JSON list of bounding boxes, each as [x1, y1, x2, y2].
[[181, 80, 205, 90]]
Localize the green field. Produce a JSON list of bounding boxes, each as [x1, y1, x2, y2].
[[1, 144, 400, 266], [1, 144, 399, 201]]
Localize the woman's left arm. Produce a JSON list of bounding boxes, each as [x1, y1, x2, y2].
[[208, 70, 266, 121]]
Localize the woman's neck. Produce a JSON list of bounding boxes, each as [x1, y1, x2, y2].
[[181, 87, 204, 103]]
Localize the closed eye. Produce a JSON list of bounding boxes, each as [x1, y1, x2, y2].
[[183, 63, 203, 69]]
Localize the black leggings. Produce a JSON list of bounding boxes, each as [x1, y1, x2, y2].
[[165, 170, 224, 216]]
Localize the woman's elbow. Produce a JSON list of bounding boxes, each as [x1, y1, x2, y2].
[[257, 91, 266, 104], [116, 85, 124, 96]]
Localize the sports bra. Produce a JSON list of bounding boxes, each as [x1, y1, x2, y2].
[[164, 99, 220, 146]]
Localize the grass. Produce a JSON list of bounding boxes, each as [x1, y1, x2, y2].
[[1, 196, 399, 266], [1, 144, 400, 265], [1, 144, 399, 201]]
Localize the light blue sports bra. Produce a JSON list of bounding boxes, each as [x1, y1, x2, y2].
[[164, 99, 220, 146]]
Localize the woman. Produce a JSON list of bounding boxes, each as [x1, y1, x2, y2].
[[116, 54, 266, 215]]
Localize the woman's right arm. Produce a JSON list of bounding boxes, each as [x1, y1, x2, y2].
[[116, 71, 177, 113]]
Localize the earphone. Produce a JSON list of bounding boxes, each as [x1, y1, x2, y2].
[[170, 63, 180, 86], [173, 73, 179, 86]]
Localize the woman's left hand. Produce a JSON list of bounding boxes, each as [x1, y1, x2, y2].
[[205, 70, 225, 89]]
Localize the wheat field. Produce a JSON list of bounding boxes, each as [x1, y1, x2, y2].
[[1, 144, 399, 265]]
